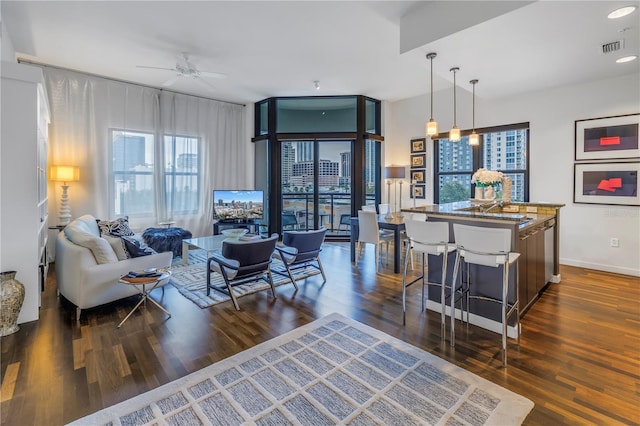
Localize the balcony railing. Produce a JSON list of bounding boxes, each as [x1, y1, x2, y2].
[[282, 192, 375, 236]]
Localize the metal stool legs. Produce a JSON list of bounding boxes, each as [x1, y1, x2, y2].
[[450, 251, 520, 367], [401, 244, 448, 339]]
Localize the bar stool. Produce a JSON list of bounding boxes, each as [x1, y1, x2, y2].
[[402, 220, 456, 340], [451, 223, 520, 367]]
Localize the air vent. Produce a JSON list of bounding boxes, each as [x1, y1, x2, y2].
[[602, 39, 625, 54]]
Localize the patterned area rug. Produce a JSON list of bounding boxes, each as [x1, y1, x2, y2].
[[69, 313, 534, 426], [169, 250, 322, 309]]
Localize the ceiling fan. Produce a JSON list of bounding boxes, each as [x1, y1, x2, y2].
[[136, 53, 226, 90]]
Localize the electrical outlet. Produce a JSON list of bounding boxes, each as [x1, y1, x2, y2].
[[610, 238, 619, 248], [526, 206, 538, 213]]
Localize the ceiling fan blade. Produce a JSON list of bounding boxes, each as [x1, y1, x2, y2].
[[137, 65, 177, 72], [194, 76, 216, 91], [199, 70, 227, 79], [162, 76, 179, 87]]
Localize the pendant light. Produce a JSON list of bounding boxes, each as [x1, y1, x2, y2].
[[425, 52, 438, 137], [469, 79, 479, 146], [449, 67, 461, 142]]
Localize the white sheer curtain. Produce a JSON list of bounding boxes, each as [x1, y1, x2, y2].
[[44, 66, 247, 237], [159, 91, 248, 236]]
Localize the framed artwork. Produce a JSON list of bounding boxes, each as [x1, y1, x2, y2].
[[411, 153, 426, 169], [411, 138, 426, 153], [411, 184, 425, 199], [573, 162, 639, 206], [411, 169, 426, 184], [575, 113, 639, 161]]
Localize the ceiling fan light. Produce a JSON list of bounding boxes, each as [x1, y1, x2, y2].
[[469, 131, 480, 146], [426, 119, 438, 136], [449, 126, 461, 142], [608, 6, 636, 19]]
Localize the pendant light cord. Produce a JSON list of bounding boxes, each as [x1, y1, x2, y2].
[[472, 81, 475, 130], [452, 70, 457, 126], [430, 57, 434, 120]]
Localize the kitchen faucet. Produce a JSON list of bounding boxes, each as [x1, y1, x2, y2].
[[479, 200, 504, 213]]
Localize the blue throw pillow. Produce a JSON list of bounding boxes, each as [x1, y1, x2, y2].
[[121, 236, 156, 258]]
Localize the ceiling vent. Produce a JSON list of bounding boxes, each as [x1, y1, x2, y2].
[[602, 39, 625, 54]]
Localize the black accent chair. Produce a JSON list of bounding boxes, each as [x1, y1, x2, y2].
[[207, 234, 279, 310], [339, 214, 351, 233], [282, 213, 299, 231], [272, 228, 327, 290]]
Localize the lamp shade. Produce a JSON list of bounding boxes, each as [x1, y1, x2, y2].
[[49, 166, 80, 183], [426, 119, 438, 137], [469, 131, 480, 146], [385, 166, 406, 179], [449, 127, 461, 142]]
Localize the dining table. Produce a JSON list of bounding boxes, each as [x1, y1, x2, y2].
[[350, 214, 406, 273]]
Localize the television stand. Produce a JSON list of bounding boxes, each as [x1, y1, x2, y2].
[[213, 220, 260, 235]]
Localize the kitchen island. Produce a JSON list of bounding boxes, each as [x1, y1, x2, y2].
[[402, 200, 564, 337]]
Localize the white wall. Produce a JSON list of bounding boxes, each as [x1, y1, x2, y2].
[[0, 19, 16, 61], [386, 72, 640, 277]]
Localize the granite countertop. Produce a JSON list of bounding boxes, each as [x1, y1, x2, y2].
[[402, 200, 564, 230]]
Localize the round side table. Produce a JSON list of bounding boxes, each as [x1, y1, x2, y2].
[[117, 271, 171, 328]]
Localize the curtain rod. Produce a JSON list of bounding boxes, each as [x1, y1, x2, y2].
[[17, 59, 246, 107]]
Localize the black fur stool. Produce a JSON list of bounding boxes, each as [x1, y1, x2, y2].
[[142, 227, 192, 258]]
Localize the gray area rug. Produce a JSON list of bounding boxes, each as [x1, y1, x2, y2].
[[69, 313, 534, 426], [169, 250, 321, 309]]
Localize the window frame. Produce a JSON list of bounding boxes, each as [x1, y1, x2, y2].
[[163, 133, 201, 215], [433, 122, 530, 203], [110, 128, 156, 218]]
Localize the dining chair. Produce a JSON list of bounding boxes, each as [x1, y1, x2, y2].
[[282, 213, 299, 231], [356, 210, 394, 272]]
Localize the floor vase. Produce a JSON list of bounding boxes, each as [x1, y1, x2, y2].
[[1, 271, 25, 336]]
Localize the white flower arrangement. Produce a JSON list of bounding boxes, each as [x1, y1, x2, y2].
[[471, 168, 504, 187]]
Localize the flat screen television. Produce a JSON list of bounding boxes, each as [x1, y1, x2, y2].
[[213, 190, 264, 221]]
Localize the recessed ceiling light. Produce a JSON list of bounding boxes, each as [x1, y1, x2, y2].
[[616, 55, 638, 63], [608, 6, 637, 19]]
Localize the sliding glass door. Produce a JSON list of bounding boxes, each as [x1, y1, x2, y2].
[[253, 95, 383, 239], [280, 140, 352, 237]]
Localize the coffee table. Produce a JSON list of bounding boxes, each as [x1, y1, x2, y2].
[[117, 271, 171, 328], [181, 235, 227, 265]]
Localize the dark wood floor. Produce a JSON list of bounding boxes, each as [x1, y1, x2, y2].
[[1, 242, 639, 425]]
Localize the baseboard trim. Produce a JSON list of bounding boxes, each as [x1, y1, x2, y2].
[[560, 259, 640, 277]]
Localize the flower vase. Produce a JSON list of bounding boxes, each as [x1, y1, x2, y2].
[[475, 185, 496, 200], [1, 271, 25, 336], [484, 185, 496, 200]]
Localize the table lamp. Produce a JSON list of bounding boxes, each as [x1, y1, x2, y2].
[[385, 165, 406, 219], [49, 165, 80, 226]]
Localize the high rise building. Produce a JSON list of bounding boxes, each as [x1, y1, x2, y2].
[[281, 142, 296, 187], [296, 141, 314, 162], [483, 129, 528, 199], [292, 159, 339, 187]]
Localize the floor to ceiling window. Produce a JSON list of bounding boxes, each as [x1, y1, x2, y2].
[[434, 122, 529, 203], [253, 96, 382, 239]]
